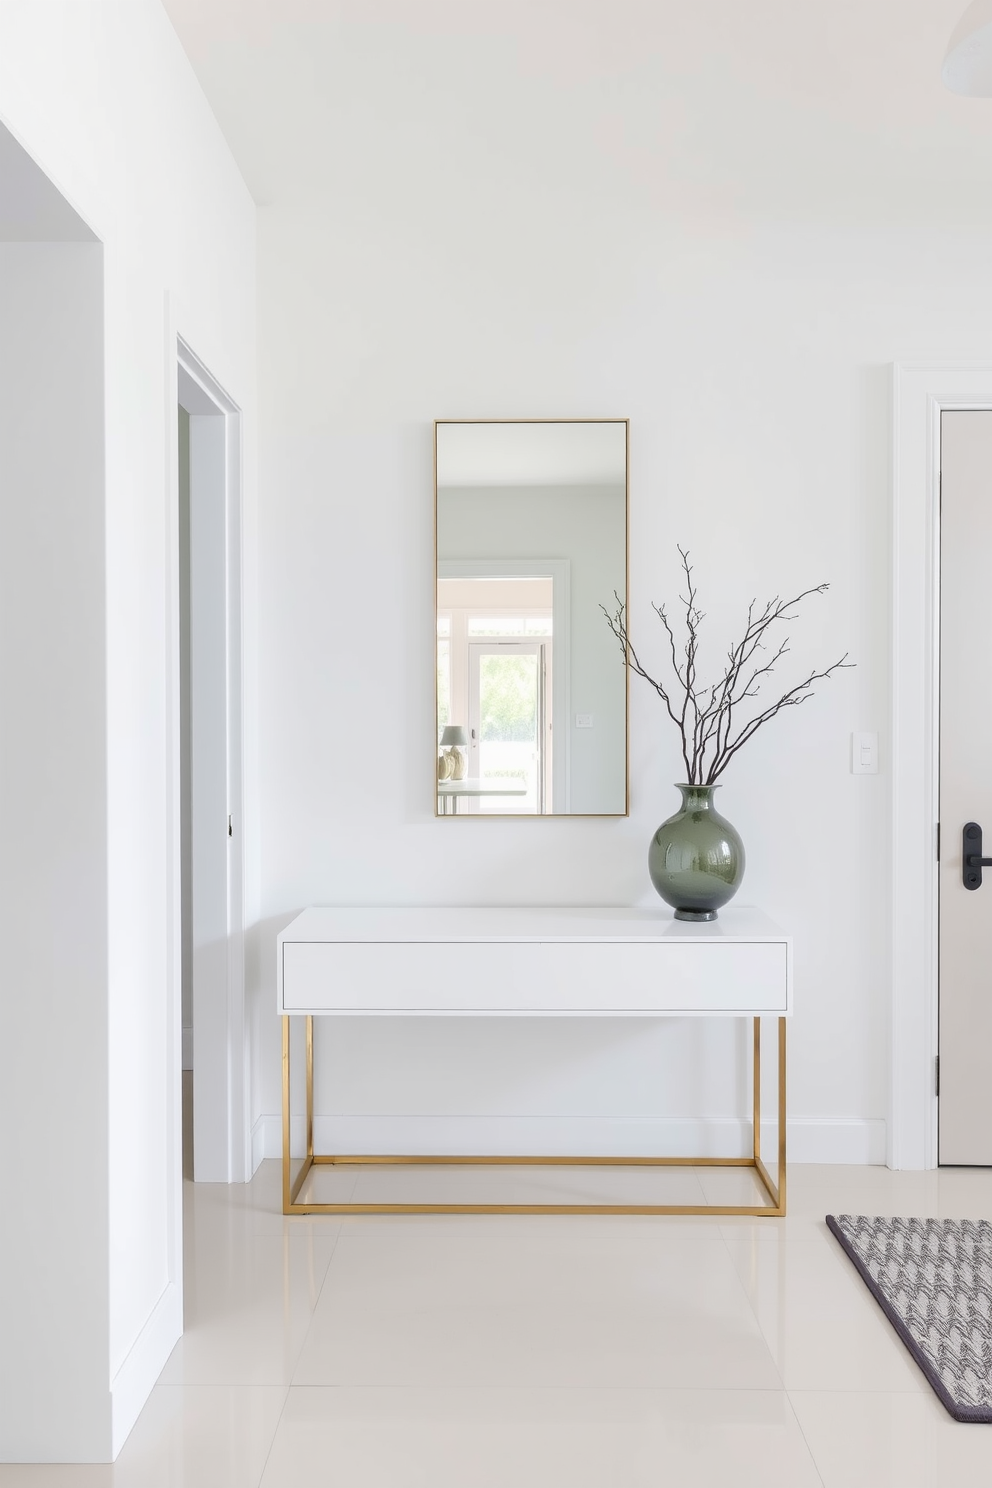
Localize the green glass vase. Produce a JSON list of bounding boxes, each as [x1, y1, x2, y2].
[[648, 783, 745, 921]]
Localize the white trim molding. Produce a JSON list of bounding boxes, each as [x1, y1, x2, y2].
[[110, 1282, 182, 1458], [254, 1114, 886, 1167], [250, 1112, 270, 1177], [891, 364, 992, 1169]]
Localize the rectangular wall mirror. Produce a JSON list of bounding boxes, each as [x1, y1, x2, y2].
[[435, 419, 628, 816]]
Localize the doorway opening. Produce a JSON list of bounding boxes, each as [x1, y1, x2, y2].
[[174, 341, 247, 1183]]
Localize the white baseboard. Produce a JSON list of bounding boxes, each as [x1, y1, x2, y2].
[[787, 1118, 887, 1165], [250, 1112, 270, 1176], [251, 1114, 888, 1167], [110, 1281, 182, 1459]]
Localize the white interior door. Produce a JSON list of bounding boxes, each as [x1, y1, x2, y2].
[[467, 640, 546, 813], [938, 409, 992, 1165]]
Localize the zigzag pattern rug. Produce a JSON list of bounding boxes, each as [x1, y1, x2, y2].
[[827, 1214, 992, 1422]]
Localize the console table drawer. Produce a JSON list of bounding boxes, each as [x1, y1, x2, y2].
[[281, 938, 788, 1015]]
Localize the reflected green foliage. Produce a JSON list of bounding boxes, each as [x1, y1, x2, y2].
[[437, 640, 450, 733], [480, 654, 537, 743]]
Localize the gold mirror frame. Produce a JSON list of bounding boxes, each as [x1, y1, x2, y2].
[[434, 418, 629, 819]]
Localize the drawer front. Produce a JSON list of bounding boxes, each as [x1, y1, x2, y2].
[[281, 939, 788, 1015], [538, 942, 786, 1014]]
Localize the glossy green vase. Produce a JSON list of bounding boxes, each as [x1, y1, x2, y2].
[[648, 784, 745, 921]]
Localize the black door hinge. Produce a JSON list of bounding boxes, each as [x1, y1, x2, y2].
[[935, 1054, 940, 1097], [936, 823, 940, 861]]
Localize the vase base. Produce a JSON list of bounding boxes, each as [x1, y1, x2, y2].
[[673, 907, 718, 922]]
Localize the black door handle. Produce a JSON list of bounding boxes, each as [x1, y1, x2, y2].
[[962, 822, 992, 888]]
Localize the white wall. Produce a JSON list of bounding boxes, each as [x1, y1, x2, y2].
[[0, 1, 256, 1462], [0, 240, 109, 1461], [253, 0, 992, 1167]]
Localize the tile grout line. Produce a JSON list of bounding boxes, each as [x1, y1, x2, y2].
[[286, 1200, 353, 1391], [251, 1383, 292, 1488], [714, 1218, 827, 1487], [252, 1164, 354, 1486], [783, 1388, 829, 1488], [715, 1205, 788, 1396]]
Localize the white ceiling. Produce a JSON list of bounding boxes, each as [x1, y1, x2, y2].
[[436, 421, 626, 487], [162, 1, 992, 222]]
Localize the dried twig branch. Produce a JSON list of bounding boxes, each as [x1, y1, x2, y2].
[[602, 552, 853, 784]]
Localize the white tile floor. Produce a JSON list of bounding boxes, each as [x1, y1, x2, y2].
[[5, 1146, 992, 1484]]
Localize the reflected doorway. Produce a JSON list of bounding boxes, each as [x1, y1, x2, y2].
[[437, 574, 553, 815], [468, 640, 548, 813]]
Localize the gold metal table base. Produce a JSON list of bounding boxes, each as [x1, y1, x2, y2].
[[281, 1015, 786, 1217]]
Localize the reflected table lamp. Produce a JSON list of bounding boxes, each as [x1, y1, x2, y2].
[[440, 725, 469, 781]]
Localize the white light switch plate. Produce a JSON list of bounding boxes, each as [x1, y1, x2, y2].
[[575, 714, 594, 729], [852, 731, 878, 774]]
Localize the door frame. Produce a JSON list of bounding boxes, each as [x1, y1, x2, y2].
[[467, 636, 548, 813], [166, 322, 248, 1183], [891, 363, 992, 1169]]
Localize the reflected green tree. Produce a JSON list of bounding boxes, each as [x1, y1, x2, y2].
[[480, 655, 537, 743], [436, 639, 450, 735]]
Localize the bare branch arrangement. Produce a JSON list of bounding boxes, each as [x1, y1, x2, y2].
[[603, 547, 853, 785]]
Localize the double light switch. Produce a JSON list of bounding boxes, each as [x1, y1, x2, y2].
[[851, 731, 878, 775]]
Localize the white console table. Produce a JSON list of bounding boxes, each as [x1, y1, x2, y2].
[[277, 906, 792, 1217]]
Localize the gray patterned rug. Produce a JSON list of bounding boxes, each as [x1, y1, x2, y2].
[[827, 1214, 992, 1422]]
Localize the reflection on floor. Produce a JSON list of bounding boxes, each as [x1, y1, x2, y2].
[[5, 1161, 992, 1485]]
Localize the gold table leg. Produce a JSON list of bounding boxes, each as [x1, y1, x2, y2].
[[752, 1016, 787, 1215], [281, 1014, 787, 1217], [283, 1015, 315, 1209]]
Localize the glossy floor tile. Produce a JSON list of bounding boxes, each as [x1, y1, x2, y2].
[[790, 1389, 992, 1487], [343, 1157, 711, 1208], [722, 1224, 927, 1392], [0, 1386, 287, 1487], [258, 1387, 822, 1488], [158, 1220, 340, 1385], [695, 1161, 779, 1210], [292, 1217, 782, 1389], [8, 1157, 992, 1485]]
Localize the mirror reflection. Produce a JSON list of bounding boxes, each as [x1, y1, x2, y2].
[[435, 419, 628, 816]]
